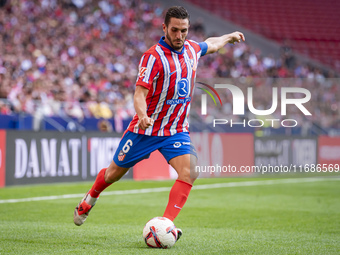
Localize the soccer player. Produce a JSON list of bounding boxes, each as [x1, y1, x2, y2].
[[74, 6, 245, 240]]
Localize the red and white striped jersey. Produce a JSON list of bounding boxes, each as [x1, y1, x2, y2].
[[127, 36, 208, 136]]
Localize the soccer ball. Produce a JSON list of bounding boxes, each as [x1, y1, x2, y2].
[[143, 217, 177, 249]]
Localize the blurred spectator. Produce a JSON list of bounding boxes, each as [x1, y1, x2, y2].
[[98, 119, 113, 132], [0, 100, 11, 114], [0, 0, 338, 131], [87, 98, 113, 119]]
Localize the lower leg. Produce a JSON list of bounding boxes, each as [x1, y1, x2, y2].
[[74, 161, 129, 225], [88, 168, 110, 199], [163, 179, 193, 221], [162, 154, 198, 221], [86, 161, 129, 204]]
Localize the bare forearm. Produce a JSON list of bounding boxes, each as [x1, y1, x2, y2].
[[134, 91, 148, 119], [205, 31, 245, 54], [134, 85, 154, 130], [205, 34, 232, 53]]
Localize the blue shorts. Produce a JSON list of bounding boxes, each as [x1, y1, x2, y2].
[[113, 131, 197, 168]]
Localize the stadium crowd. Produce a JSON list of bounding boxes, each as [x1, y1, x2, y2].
[[0, 0, 339, 130]]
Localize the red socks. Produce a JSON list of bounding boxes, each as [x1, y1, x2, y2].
[[89, 168, 112, 198], [89, 170, 192, 221], [163, 179, 193, 221]]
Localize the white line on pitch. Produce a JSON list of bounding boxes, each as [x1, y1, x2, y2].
[[0, 177, 338, 204]]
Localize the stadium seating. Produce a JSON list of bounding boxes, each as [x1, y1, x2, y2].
[[0, 0, 338, 133], [186, 0, 340, 70]]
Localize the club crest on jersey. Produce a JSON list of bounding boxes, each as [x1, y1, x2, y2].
[[118, 150, 126, 161], [138, 67, 148, 78], [177, 78, 190, 98]]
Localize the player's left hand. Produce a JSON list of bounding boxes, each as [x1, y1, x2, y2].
[[228, 31, 245, 44]]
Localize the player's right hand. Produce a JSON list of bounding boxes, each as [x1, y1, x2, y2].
[[229, 31, 245, 44], [138, 117, 154, 130]]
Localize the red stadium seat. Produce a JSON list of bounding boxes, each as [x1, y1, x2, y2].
[[186, 0, 340, 70]]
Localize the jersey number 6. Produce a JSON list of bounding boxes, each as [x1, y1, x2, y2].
[[122, 139, 133, 153]]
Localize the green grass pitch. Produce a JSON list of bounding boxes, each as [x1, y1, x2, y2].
[[0, 177, 339, 254]]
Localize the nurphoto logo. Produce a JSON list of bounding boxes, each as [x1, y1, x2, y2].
[[198, 82, 312, 128]]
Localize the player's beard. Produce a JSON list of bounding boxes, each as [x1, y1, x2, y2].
[[166, 31, 186, 51]]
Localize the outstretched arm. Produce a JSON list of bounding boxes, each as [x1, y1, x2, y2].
[[204, 31, 245, 55]]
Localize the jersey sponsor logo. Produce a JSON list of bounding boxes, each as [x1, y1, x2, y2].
[[173, 142, 182, 148], [166, 97, 191, 105], [118, 150, 126, 161], [173, 141, 191, 148], [177, 78, 190, 97], [138, 67, 148, 78]]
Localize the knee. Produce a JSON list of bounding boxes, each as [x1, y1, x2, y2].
[[104, 169, 117, 183], [104, 163, 128, 183], [177, 167, 198, 185]]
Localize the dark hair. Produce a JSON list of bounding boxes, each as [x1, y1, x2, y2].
[[164, 6, 190, 26]]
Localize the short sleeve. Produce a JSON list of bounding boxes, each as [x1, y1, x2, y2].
[[136, 53, 159, 90], [199, 42, 208, 57]]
